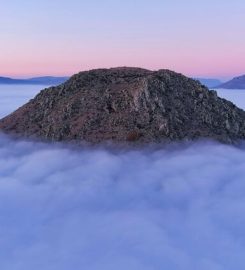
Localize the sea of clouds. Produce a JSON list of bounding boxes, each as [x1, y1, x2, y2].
[[0, 86, 245, 269], [0, 85, 46, 118]]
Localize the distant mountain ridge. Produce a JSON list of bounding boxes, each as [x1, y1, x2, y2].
[[195, 78, 223, 88], [216, 75, 245, 89], [0, 76, 69, 85]]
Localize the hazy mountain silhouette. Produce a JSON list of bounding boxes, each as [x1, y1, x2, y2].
[[195, 78, 223, 88], [0, 76, 69, 85], [216, 75, 245, 89]]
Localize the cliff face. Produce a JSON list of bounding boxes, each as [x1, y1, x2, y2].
[[1, 67, 245, 144], [217, 75, 245, 89]]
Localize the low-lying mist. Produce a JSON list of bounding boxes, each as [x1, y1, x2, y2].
[[1, 134, 245, 270], [0, 85, 46, 118], [1, 86, 245, 269]]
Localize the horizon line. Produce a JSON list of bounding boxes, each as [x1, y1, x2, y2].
[[2, 66, 244, 81]]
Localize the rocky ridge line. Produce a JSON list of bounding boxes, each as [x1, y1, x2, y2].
[[0, 67, 245, 144]]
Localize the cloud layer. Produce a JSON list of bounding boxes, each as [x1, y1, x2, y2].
[[1, 86, 245, 269], [0, 85, 44, 118], [0, 134, 245, 270]]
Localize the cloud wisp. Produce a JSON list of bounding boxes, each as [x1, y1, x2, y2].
[[0, 134, 245, 269]]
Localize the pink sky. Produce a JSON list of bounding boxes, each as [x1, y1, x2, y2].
[[1, 0, 245, 80]]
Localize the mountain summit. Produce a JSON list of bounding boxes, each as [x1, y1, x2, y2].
[[1, 67, 245, 144]]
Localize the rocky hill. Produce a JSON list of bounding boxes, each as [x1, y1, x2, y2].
[[1, 67, 245, 144], [216, 75, 245, 89]]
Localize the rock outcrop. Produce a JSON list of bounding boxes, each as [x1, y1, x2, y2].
[[1, 67, 245, 144]]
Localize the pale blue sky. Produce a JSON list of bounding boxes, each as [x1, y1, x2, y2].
[[1, 0, 245, 79]]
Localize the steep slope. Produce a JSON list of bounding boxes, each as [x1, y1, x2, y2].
[[1, 67, 245, 144], [217, 75, 245, 89]]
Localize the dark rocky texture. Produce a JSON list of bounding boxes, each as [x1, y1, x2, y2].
[[1, 67, 245, 144], [216, 75, 245, 89]]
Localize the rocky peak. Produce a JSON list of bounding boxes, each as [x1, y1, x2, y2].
[[1, 67, 245, 144]]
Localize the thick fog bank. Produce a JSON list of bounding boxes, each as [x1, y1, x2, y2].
[[0, 134, 245, 269], [215, 88, 245, 110], [0, 85, 47, 118]]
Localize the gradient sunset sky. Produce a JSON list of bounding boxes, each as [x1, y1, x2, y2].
[[1, 0, 245, 79]]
